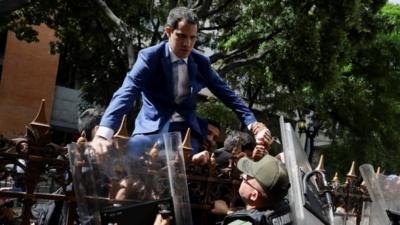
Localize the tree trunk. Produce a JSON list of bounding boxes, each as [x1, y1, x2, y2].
[[93, 0, 135, 68]]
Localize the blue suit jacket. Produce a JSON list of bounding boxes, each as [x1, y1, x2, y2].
[[100, 41, 256, 140]]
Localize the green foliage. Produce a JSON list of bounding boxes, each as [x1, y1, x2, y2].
[[2, 0, 400, 173], [197, 98, 241, 130], [216, 0, 400, 173], [323, 3, 400, 174]]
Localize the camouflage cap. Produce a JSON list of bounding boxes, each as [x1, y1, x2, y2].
[[237, 155, 290, 199]]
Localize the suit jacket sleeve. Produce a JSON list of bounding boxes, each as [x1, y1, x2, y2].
[[99, 51, 149, 132]]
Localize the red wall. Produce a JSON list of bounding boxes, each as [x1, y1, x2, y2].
[[0, 24, 59, 137]]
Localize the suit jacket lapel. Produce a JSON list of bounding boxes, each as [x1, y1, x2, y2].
[[162, 43, 175, 100], [188, 55, 198, 94]]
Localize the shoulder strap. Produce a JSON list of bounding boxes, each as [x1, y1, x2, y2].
[[263, 200, 293, 225], [222, 209, 265, 225], [223, 200, 293, 225]]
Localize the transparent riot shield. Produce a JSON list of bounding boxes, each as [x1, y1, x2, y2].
[[67, 132, 192, 225], [280, 116, 334, 225], [359, 164, 400, 225]]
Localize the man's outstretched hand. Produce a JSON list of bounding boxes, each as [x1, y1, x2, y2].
[[251, 122, 273, 161], [90, 135, 112, 155]]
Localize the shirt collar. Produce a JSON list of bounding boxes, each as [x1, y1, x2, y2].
[[168, 45, 188, 64]]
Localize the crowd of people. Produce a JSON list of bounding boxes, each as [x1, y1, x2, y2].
[[69, 104, 292, 225]]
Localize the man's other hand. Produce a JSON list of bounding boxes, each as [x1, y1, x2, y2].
[[90, 135, 112, 155], [191, 150, 210, 165]]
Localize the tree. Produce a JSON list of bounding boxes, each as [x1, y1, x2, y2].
[[0, 0, 29, 16], [324, 3, 400, 174], [213, 0, 400, 173], [0, 0, 242, 105], [1, 0, 400, 173]]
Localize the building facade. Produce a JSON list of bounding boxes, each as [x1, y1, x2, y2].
[[0, 24, 80, 141]]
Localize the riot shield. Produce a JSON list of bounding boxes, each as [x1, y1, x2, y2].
[[280, 116, 334, 225], [359, 164, 400, 225], [67, 132, 192, 225]]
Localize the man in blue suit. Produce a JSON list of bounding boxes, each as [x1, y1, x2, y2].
[[92, 7, 272, 163]]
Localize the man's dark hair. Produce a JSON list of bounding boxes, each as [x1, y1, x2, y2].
[[207, 119, 221, 131], [78, 108, 103, 141], [223, 131, 255, 152], [166, 6, 199, 29]]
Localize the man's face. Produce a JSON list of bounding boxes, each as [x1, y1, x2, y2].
[[165, 20, 197, 58], [239, 175, 255, 202], [206, 124, 220, 149], [238, 173, 265, 203]]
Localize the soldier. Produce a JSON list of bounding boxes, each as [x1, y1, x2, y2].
[[222, 155, 292, 225]]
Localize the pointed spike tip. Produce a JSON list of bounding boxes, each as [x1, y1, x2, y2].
[[114, 114, 129, 139], [346, 161, 357, 178], [332, 172, 339, 182], [315, 154, 325, 171], [31, 99, 49, 126], [182, 128, 192, 151]]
